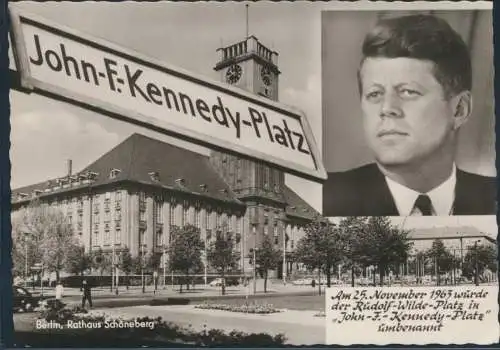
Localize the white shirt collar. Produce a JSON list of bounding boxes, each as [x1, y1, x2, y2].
[[384, 165, 457, 216]]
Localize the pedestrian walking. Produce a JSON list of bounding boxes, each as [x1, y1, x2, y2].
[[81, 279, 93, 309], [55, 280, 64, 300]]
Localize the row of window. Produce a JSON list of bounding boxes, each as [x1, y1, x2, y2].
[[93, 228, 121, 246]]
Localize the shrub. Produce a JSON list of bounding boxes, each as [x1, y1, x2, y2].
[[195, 301, 281, 314], [149, 298, 190, 306], [33, 306, 286, 346]]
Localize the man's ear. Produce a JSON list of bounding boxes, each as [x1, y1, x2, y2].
[[451, 91, 472, 130]]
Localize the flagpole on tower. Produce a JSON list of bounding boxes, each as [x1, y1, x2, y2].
[[246, 4, 249, 39]]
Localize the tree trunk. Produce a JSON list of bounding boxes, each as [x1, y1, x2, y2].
[[351, 266, 355, 287], [80, 271, 84, 291], [126, 274, 129, 290], [56, 270, 60, 284], [264, 271, 268, 293], [326, 265, 331, 288], [221, 271, 226, 296], [379, 264, 385, 286], [318, 269, 321, 296]]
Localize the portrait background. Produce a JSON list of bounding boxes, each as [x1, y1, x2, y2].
[[322, 10, 495, 176]]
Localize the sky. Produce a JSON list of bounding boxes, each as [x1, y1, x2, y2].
[[8, 0, 495, 227], [9, 1, 325, 209]]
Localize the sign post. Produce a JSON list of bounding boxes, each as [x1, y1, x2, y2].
[[9, 8, 326, 182]]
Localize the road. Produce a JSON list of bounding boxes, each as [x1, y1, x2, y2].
[[88, 304, 326, 345]]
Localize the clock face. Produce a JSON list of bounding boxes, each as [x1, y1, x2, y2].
[[261, 66, 272, 86], [226, 64, 242, 84]]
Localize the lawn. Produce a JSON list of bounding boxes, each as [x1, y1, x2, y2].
[[191, 294, 326, 311]]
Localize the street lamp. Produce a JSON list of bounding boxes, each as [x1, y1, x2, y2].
[[23, 232, 29, 289], [474, 240, 481, 286], [282, 226, 286, 285], [141, 242, 145, 293], [251, 247, 259, 295], [163, 245, 166, 289]]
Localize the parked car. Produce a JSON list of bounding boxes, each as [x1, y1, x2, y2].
[[13, 286, 44, 312], [292, 278, 313, 286], [209, 278, 239, 287]]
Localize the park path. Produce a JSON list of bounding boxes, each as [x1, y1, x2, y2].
[[89, 305, 326, 345]]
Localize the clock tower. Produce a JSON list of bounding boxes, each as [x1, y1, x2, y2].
[[214, 36, 280, 101], [211, 36, 287, 269]]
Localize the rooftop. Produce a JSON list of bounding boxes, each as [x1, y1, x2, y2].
[[407, 226, 496, 243], [12, 133, 243, 206], [12, 133, 317, 221]]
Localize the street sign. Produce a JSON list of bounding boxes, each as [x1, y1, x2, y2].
[[9, 9, 326, 182]]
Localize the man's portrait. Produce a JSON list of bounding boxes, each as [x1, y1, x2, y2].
[[322, 9, 496, 217]]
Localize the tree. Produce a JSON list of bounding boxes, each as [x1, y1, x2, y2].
[[336, 217, 368, 287], [146, 253, 162, 273], [119, 249, 133, 289], [425, 239, 456, 285], [146, 253, 162, 290], [295, 218, 348, 294], [462, 244, 498, 282], [350, 217, 412, 286], [66, 245, 92, 281], [91, 247, 107, 277], [255, 235, 281, 293], [11, 200, 79, 283], [168, 225, 204, 293], [207, 226, 239, 295]]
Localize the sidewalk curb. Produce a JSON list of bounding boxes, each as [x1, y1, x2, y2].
[[61, 290, 318, 309]]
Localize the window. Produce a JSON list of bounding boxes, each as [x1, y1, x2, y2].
[[235, 217, 241, 234], [105, 210, 111, 222], [140, 210, 146, 221], [194, 208, 201, 228], [205, 210, 211, 229], [68, 215, 73, 224], [273, 223, 278, 237], [139, 229, 145, 248], [215, 213, 221, 228], [264, 167, 270, 189], [182, 202, 189, 226], [104, 230, 110, 244], [155, 201, 163, 223], [109, 169, 121, 179], [156, 227, 163, 246], [115, 229, 121, 244], [115, 210, 121, 221], [115, 190, 122, 201], [93, 230, 99, 245], [264, 224, 268, 235], [93, 213, 100, 223], [169, 204, 175, 226], [139, 192, 146, 203]]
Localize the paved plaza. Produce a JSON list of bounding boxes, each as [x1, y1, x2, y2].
[[88, 304, 326, 345]]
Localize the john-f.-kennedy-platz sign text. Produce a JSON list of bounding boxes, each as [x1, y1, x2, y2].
[[9, 9, 326, 182]]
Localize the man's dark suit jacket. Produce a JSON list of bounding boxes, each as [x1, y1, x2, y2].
[[323, 163, 497, 216]]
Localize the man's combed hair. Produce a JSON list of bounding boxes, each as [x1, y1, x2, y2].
[[360, 14, 472, 98]]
